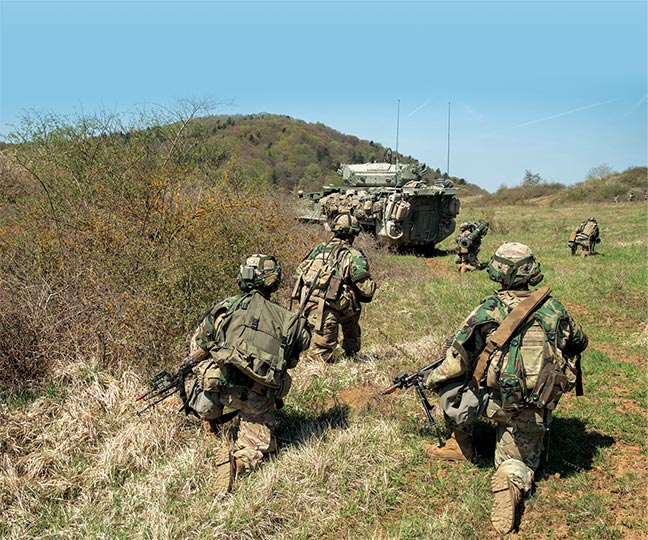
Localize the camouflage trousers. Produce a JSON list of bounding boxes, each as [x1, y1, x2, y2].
[[305, 303, 362, 363], [189, 384, 276, 472], [438, 380, 550, 494], [455, 251, 481, 272], [570, 234, 593, 256]]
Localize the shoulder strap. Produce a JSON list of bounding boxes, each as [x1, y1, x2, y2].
[[472, 286, 551, 389]]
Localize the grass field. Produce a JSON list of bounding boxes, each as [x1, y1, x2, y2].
[[1, 201, 646, 540]]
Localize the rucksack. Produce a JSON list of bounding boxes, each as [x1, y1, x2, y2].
[[581, 220, 598, 238], [487, 298, 578, 411], [207, 291, 308, 389], [295, 243, 345, 302]]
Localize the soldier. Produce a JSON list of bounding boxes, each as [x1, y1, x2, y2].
[[568, 217, 600, 256], [423, 242, 588, 534], [292, 213, 376, 363], [454, 221, 489, 272], [187, 254, 311, 493]]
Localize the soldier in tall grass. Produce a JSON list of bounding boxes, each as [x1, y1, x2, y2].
[[187, 254, 311, 493], [423, 242, 588, 534], [292, 213, 376, 363]]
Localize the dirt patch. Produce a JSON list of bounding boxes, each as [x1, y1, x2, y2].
[[424, 257, 460, 280], [588, 441, 648, 536], [324, 385, 386, 418], [564, 300, 641, 336]]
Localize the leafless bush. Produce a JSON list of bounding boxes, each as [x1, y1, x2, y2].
[[0, 105, 320, 393]]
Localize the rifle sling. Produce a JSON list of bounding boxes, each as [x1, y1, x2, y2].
[[471, 286, 551, 390]]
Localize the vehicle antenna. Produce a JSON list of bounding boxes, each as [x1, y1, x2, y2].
[[446, 101, 451, 178], [395, 99, 401, 181]]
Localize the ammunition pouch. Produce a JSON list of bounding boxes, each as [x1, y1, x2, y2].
[[530, 361, 570, 410], [325, 275, 343, 301]]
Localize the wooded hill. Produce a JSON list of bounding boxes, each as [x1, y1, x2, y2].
[[186, 113, 466, 193]]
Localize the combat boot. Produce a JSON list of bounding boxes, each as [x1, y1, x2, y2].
[[202, 418, 218, 435], [491, 471, 522, 534], [212, 446, 234, 495], [423, 431, 473, 461]]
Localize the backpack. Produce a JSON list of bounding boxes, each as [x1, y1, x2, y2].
[[581, 220, 598, 238], [207, 291, 308, 389], [295, 243, 345, 302], [487, 298, 578, 411]]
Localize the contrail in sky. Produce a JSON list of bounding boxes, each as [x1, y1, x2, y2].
[[408, 97, 433, 117], [625, 94, 647, 116], [487, 99, 618, 135]]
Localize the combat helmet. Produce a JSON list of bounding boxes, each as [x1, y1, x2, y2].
[[459, 221, 472, 231], [236, 254, 282, 294], [331, 213, 361, 237], [486, 242, 544, 289]]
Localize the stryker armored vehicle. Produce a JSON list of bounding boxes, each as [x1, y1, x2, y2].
[[298, 161, 460, 253]]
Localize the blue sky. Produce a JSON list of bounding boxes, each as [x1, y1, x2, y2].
[[1, 0, 646, 191]]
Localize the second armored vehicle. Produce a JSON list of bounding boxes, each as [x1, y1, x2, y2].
[[298, 161, 460, 254]]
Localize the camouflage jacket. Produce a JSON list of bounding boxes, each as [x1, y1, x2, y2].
[[425, 289, 588, 388], [297, 237, 376, 310]]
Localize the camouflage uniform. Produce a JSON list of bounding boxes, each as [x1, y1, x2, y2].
[[294, 215, 376, 363], [424, 242, 588, 533], [188, 255, 310, 480], [454, 221, 488, 272], [568, 217, 600, 256]]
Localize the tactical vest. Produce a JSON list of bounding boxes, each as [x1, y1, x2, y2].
[[296, 243, 345, 303], [485, 295, 578, 411], [201, 291, 307, 390]]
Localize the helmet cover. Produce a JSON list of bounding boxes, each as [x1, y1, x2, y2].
[[237, 254, 282, 293], [486, 242, 544, 289], [330, 213, 361, 236]]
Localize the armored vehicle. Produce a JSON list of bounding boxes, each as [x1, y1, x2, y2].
[[298, 161, 460, 253]]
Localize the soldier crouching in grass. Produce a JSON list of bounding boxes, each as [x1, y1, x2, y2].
[[568, 217, 600, 256], [454, 220, 489, 272], [422, 243, 588, 534], [186, 254, 311, 493]]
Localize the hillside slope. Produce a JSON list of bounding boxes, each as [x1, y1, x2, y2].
[[190, 114, 414, 192], [469, 167, 646, 207]]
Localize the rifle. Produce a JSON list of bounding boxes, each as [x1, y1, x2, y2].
[[382, 357, 445, 446], [298, 267, 321, 315], [135, 356, 199, 416], [574, 353, 584, 396]]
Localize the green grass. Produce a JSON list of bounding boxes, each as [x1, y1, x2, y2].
[[1, 201, 646, 540]]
